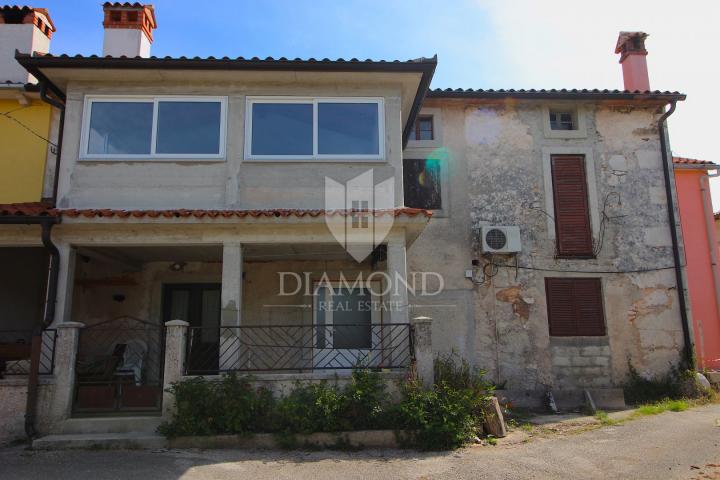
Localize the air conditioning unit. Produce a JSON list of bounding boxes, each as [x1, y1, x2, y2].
[[480, 226, 522, 254]]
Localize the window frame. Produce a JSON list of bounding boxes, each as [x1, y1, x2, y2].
[[542, 104, 587, 139], [80, 95, 228, 161], [244, 96, 385, 162], [411, 115, 434, 141], [545, 277, 606, 337]]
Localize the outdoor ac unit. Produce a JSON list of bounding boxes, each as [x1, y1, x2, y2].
[[480, 226, 522, 254]]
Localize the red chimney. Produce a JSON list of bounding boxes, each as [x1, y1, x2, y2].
[[615, 32, 650, 92]]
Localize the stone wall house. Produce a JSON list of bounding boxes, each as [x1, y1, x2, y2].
[[0, 3, 693, 442]]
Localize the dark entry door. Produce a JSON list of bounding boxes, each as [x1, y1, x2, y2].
[[163, 283, 221, 374]]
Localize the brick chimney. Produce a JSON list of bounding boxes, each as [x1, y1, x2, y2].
[[0, 6, 55, 83], [615, 31, 650, 92], [102, 2, 157, 58]]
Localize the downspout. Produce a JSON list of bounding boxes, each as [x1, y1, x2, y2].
[[659, 100, 694, 368], [698, 169, 720, 368], [39, 82, 64, 204], [22, 80, 66, 440]]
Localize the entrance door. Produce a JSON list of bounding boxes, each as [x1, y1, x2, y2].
[[313, 282, 381, 369], [163, 284, 221, 374]]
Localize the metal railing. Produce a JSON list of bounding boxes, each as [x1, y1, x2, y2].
[[184, 323, 413, 375], [0, 329, 57, 376]]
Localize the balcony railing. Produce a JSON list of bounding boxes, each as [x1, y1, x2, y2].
[[0, 329, 57, 376], [184, 323, 413, 375]]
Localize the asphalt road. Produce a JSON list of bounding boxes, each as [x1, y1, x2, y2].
[[2, 403, 719, 480]]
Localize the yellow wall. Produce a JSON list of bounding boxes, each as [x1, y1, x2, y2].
[[0, 99, 52, 203]]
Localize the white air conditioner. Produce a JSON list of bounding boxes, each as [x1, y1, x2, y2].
[[480, 226, 522, 254]]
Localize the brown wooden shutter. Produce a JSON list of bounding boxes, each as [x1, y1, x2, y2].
[[546, 277, 605, 337], [551, 155, 594, 257]]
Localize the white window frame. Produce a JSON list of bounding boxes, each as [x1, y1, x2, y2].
[[542, 103, 587, 139], [244, 96, 385, 162], [79, 95, 228, 161]]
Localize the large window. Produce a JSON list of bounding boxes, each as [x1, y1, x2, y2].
[[245, 97, 384, 161], [550, 154, 594, 258], [81, 96, 227, 159]]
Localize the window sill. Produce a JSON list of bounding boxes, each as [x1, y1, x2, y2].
[[243, 157, 387, 164], [544, 129, 588, 139], [555, 254, 596, 260], [78, 156, 227, 162]]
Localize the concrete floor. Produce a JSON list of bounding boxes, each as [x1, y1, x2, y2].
[[2, 403, 719, 480]]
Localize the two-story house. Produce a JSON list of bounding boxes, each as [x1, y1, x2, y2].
[[0, 3, 693, 443]]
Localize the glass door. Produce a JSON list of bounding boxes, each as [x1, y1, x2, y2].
[[163, 283, 221, 374]]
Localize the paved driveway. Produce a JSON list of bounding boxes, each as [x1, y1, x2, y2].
[[2, 403, 719, 479]]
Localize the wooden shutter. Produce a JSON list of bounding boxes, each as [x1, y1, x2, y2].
[[546, 277, 605, 337], [551, 155, 593, 257]]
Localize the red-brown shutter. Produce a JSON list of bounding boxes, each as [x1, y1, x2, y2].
[[545, 278, 577, 336], [546, 277, 605, 337], [551, 155, 594, 257]]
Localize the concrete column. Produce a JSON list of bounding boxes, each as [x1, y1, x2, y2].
[[49, 322, 84, 427], [220, 243, 243, 370], [386, 238, 409, 325], [411, 316, 434, 388], [50, 244, 76, 327], [162, 320, 188, 420]]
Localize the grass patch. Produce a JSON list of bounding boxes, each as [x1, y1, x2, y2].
[[635, 399, 689, 416], [594, 410, 619, 426]]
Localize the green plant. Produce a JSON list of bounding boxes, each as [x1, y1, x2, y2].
[[594, 410, 618, 426], [624, 363, 713, 405], [395, 355, 494, 450], [635, 399, 689, 416]]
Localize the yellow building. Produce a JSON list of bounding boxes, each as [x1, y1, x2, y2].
[[0, 95, 53, 203], [0, 6, 56, 203]]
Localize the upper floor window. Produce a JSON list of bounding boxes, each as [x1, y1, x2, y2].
[[410, 115, 434, 140], [549, 109, 576, 130], [551, 154, 594, 258], [81, 96, 227, 160], [245, 97, 384, 161], [404, 158, 442, 210]]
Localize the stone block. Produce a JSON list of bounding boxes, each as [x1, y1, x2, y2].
[[483, 397, 507, 438]]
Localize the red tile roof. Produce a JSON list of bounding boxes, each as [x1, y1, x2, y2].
[[0, 205, 432, 220], [0, 202, 54, 217], [673, 157, 719, 167]]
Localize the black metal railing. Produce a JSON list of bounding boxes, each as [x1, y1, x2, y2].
[[0, 329, 57, 376], [73, 317, 164, 413], [184, 323, 413, 375]]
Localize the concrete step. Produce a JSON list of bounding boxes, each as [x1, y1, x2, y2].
[[60, 416, 163, 434], [33, 432, 167, 450]]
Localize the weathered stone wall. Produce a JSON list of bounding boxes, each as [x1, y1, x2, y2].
[[0, 379, 54, 445], [407, 99, 688, 391]]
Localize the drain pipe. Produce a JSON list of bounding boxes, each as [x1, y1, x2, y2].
[[699, 169, 720, 368], [659, 100, 694, 368], [19, 80, 66, 440]]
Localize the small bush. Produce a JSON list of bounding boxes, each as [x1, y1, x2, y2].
[[394, 355, 494, 450], [624, 363, 713, 405]]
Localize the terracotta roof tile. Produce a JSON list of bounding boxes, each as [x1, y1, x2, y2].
[[672, 156, 718, 166], [427, 87, 685, 101], [0, 207, 431, 220], [0, 202, 54, 217]]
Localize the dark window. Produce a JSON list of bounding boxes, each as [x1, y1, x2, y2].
[[549, 110, 576, 130], [411, 116, 434, 140], [546, 278, 605, 336], [404, 158, 442, 210], [551, 155, 593, 257]]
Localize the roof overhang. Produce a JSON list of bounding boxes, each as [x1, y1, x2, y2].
[[425, 88, 685, 105], [14, 52, 437, 147]]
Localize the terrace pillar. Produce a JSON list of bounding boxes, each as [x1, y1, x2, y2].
[[162, 319, 188, 420], [50, 244, 76, 326], [411, 316, 434, 388], [386, 238, 409, 324], [49, 321, 84, 427], [220, 243, 243, 370]]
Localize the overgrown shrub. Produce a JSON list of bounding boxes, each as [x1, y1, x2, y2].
[[159, 359, 494, 451], [394, 354, 494, 450], [624, 363, 713, 405]]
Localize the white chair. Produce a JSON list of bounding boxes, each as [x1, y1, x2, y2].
[[115, 339, 147, 385]]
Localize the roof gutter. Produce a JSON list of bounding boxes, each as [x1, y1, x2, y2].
[[659, 100, 694, 369], [426, 90, 686, 102], [403, 60, 436, 148], [39, 81, 65, 204]]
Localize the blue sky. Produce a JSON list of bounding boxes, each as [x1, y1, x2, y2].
[[38, 0, 720, 205]]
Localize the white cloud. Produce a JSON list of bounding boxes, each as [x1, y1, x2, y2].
[[474, 0, 720, 209]]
